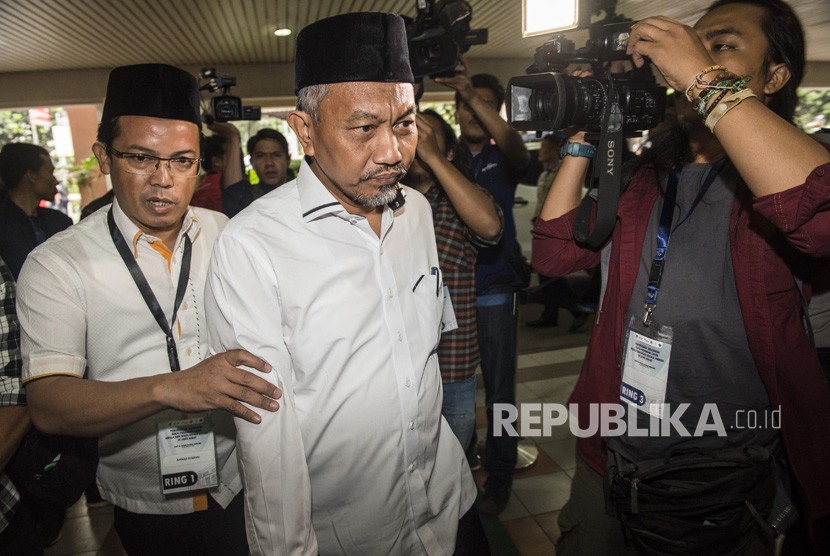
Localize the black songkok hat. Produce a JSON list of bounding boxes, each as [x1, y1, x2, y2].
[[294, 12, 414, 94], [101, 64, 201, 129]]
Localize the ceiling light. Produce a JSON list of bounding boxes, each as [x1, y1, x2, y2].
[[522, 0, 579, 37], [273, 28, 291, 37]]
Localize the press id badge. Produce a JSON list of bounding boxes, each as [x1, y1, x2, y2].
[[157, 414, 218, 495], [620, 315, 673, 419]]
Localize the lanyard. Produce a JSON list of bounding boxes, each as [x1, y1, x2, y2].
[[642, 161, 725, 326], [107, 209, 192, 371]]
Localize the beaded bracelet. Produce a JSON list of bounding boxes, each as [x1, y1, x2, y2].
[[694, 76, 752, 116], [704, 89, 730, 118], [695, 86, 724, 115], [705, 88, 758, 132], [684, 65, 729, 102]]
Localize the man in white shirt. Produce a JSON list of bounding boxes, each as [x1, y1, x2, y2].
[[16, 64, 280, 555], [205, 12, 481, 555]]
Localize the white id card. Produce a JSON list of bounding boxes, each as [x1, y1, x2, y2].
[[620, 316, 673, 419], [157, 414, 218, 495], [441, 284, 458, 333]]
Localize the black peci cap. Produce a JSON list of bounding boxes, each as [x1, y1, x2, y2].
[[294, 12, 414, 94], [101, 63, 201, 129]]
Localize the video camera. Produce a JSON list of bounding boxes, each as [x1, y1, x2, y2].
[[199, 68, 262, 122], [405, 0, 488, 79], [506, 2, 668, 249], [506, 9, 666, 136]]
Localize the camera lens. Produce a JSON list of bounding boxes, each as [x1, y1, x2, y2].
[[526, 74, 605, 131], [216, 102, 234, 119]]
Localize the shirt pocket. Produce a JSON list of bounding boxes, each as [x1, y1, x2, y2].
[[411, 272, 443, 352]]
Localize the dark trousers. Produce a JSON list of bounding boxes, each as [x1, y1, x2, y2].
[[0, 497, 44, 556], [529, 275, 590, 319], [454, 504, 491, 555], [476, 289, 518, 482], [113, 491, 247, 556]]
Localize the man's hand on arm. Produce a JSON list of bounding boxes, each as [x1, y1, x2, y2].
[[157, 349, 280, 424], [26, 349, 280, 437]]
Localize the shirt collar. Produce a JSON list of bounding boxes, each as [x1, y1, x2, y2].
[[111, 197, 201, 257], [297, 159, 407, 224]]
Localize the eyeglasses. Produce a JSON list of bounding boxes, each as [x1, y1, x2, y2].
[[107, 145, 201, 177]]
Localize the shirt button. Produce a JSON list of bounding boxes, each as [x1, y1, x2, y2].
[[397, 332, 403, 342], [409, 421, 415, 431], [408, 463, 415, 472], [349, 217, 357, 224], [405, 378, 411, 388], [387, 288, 394, 299]]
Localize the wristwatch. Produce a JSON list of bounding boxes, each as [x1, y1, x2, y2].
[[560, 142, 596, 159]]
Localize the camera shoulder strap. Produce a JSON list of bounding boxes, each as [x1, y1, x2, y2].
[[573, 90, 624, 249]]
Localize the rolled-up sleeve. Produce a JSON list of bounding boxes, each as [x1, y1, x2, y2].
[[204, 233, 317, 556], [531, 206, 603, 277], [753, 161, 830, 257]]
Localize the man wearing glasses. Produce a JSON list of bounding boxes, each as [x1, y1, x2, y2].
[[15, 64, 279, 555]]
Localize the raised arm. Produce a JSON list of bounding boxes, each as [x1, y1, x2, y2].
[[415, 113, 502, 240], [434, 57, 530, 172], [538, 142, 591, 221], [626, 15, 830, 197]]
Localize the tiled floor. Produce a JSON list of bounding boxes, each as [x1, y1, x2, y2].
[[468, 330, 585, 555], [45, 297, 591, 555]]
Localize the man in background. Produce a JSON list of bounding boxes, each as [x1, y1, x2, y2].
[[0, 143, 72, 279], [436, 61, 530, 515], [220, 127, 293, 217], [401, 108, 502, 465]]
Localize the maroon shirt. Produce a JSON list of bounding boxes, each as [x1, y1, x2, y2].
[[532, 159, 830, 527], [190, 171, 223, 213]]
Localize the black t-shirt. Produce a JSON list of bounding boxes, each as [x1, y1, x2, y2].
[[0, 201, 72, 279]]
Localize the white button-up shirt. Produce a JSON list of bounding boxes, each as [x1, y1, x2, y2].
[[17, 200, 241, 514], [205, 161, 476, 555]]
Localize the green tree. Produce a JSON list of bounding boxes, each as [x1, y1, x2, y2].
[[795, 88, 830, 133], [0, 110, 34, 146]]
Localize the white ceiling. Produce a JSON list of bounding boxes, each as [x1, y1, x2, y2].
[[0, 0, 827, 110], [1, 0, 827, 75]]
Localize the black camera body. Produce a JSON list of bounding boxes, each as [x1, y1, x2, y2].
[[200, 69, 262, 122], [506, 19, 666, 136], [405, 0, 487, 79]]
